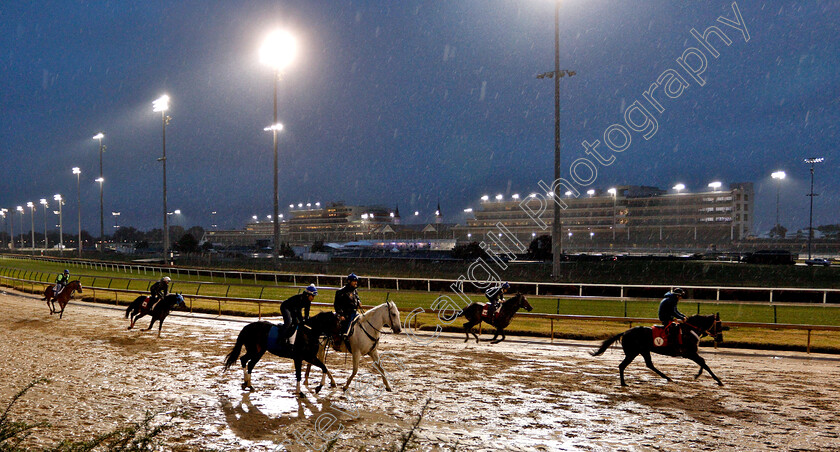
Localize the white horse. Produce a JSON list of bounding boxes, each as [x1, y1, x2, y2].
[[305, 301, 402, 392]]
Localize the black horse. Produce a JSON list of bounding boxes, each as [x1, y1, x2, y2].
[[223, 311, 341, 398], [125, 293, 186, 336], [591, 313, 724, 386], [457, 293, 533, 344]]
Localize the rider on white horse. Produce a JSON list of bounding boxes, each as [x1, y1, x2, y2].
[[335, 273, 361, 340]]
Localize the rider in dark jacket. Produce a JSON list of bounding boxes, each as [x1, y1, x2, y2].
[[485, 282, 510, 314], [659, 288, 687, 347], [335, 273, 361, 338], [658, 288, 686, 325], [149, 276, 170, 307], [281, 285, 316, 340]]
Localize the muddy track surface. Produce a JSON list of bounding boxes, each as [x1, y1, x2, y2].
[[1, 290, 839, 451]]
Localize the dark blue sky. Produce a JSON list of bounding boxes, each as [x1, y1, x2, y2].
[[1, 1, 837, 234]]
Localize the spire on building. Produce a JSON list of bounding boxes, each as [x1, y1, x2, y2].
[[435, 201, 442, 224]]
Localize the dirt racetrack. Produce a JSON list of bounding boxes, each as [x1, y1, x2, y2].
[[1, 288, 839, 451]]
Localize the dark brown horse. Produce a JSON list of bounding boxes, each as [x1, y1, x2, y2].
[[457, 293, 533, 344], [43, 280, 83, 319], [125, 293, 186, 336], [591, 313, 724, 386]]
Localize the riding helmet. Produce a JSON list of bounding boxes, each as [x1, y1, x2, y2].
[[347, 273, 359, 282], [304, 284, 318, 296], [162, 276, 171, 283], [672, 288, 686, 296], [501, 282, 511, 290], [63, 269, 70, 274]]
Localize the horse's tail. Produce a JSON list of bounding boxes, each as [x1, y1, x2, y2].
[[223, 331, 246, 371], [590, 332, 625, 357]]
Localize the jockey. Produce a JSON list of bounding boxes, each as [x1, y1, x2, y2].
[[281, 284, 316, 341], [659, 288, 687, 347], [485, 282, 511, 314], [149, 276, 171, 308], [335, 273, 361, 338], [53, 269, 70, 298]]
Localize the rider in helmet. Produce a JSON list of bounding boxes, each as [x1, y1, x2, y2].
[[149, 276, 171, 308], [52, 269, 70, 301], [659, 288, 687, 347], [281, 284, 317, 342], [335, 273, 362, 339], [485, 282, 511, 315]]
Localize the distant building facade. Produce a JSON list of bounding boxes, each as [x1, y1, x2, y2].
[[454, 183, 755, 252]]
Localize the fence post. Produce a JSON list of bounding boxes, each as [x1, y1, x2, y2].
[[773, 305, 777, 324], [550, 318, 554, 343], [807, 330, 812, 353]]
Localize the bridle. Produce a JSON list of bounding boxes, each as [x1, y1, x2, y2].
[[354, 301, 398, 355], [684, 315, 720, 338]]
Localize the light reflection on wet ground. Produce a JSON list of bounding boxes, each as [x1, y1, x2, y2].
[[0, 291, 839, 451]]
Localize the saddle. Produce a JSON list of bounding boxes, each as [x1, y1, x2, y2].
[[332, 316, 358, 353], [480, 304, 501, 322], [266, 323, 298, 355], [652, 323, 683, 349]]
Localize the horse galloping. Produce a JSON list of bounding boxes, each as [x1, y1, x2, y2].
[[125, 293, 186, 336], [305, 301, 402, 392], [591, 313, 724, 386], [457, 293, 533, 344], [223, 311, 341, 398], [43, 280, 83, 319]]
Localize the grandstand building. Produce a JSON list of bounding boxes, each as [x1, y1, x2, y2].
[[454, 183, 754, 252]]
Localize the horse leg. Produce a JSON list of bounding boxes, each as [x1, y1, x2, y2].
[[618, 352, 638, 387], [295, 360, 305, 398], [241, 347, 265, 391], [685, 353, 723, 386], [463, 320, 480, 343], [342, 352, 362, 392], [59, 301, 67, 319], [305, 354, 333, 395], [129, 313, 145, 330], [490, 328, 505, 344], [368, 349, 392, 392], [641, 351, 672, 383]]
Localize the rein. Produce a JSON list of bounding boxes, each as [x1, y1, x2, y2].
[[355, 302, 397, 355]]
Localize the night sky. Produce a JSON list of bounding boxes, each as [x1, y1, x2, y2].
[[1, 1, 837, 234]]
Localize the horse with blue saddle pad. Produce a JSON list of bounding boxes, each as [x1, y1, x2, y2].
[[224, 311, 341, 398]]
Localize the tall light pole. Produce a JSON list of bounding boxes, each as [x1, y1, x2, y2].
[[40, 199, 49, 250], [16, 206, 24, 248], [260, 29, 298, 267], [5, 208, 12, 250], [93, 133, 105, 252], [607, 188, 617, 241], [112, 211, 121, 231], [153, 95, 171, 264], [537, 1, 576, 280], [0, 209, 7, 250], [26, 202, 35, 252], [54, 195, 64, 254], [211, 211, 218, 230], [771, 170, 786, 235], [804, 158, 824, 259], [73, 167, 82, 256]]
